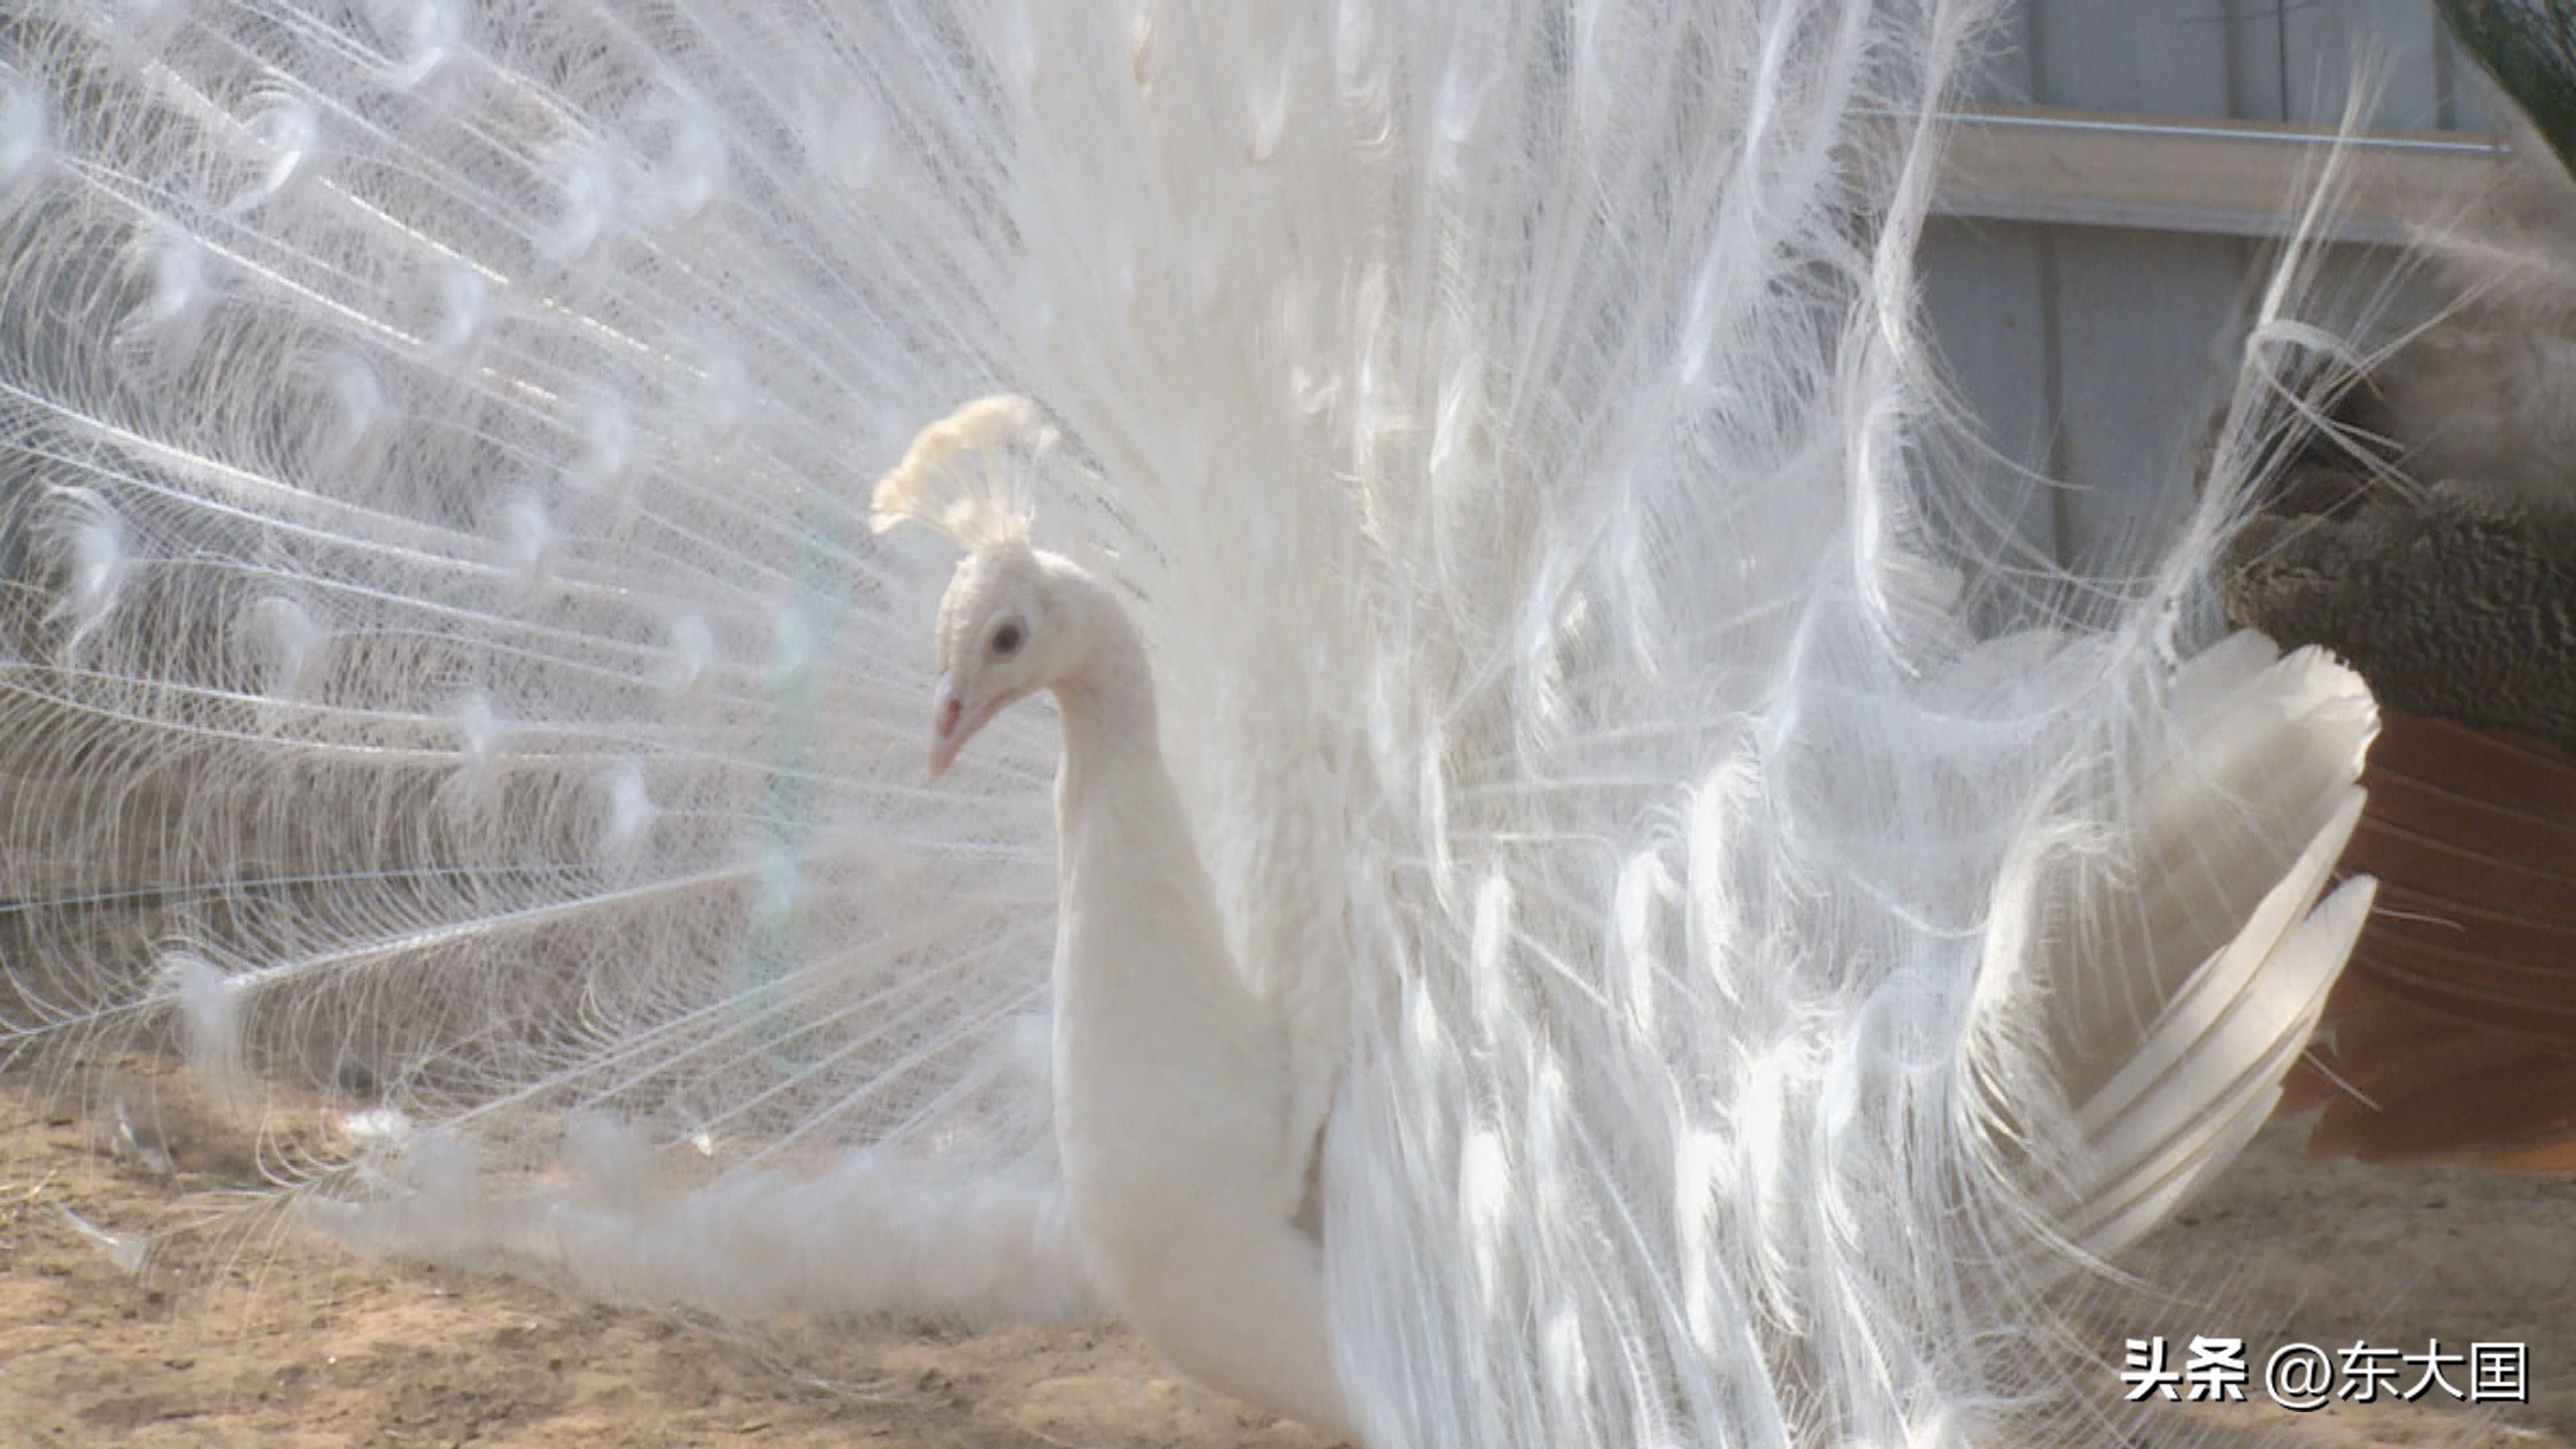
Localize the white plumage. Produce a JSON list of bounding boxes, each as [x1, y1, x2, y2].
[[0, 1, 2379, 1445]]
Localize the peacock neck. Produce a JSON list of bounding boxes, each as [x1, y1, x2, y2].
[[1043, 587, 1224, 978], [1047, 586, 1162, 808], [1040, 570, 1228, 991], [1034, 570, 1342, 1437]]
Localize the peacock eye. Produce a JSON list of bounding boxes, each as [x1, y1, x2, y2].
[[991, 621, 1024, 657]]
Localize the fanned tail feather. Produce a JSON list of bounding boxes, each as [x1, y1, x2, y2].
[[2041, 638, 2376, 1255], [0, 1, 2396, 1444]]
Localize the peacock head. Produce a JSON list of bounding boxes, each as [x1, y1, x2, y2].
[[869, 394, 1072, 780], [923, 541, 1075, 778]]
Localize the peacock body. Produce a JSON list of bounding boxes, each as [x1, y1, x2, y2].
[[1, 1, 2381, 1444]]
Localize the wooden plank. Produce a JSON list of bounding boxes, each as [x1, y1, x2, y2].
[[2024, 0, 2233, 117], [2003, 0, 2247, 567], [1921, 3, 2063, 568], [1929, 105, 2508, 245], [1919, 217, 2064, 566], [2273, 0, 2451, 130], [2439, 22, 2501, 133], [2041, 224, 2247, 565]]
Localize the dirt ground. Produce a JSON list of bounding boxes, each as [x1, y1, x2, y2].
[[5, 1063, 2575, 1449]]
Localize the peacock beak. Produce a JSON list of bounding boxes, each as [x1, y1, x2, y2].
[[928, 673, 966, 780], [928, 672, 1028, 781]]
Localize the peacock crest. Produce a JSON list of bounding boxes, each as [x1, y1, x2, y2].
[[868, 394, 1051, 551]]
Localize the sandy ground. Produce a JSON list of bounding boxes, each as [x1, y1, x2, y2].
[[5, 1061, 2575, 1449]]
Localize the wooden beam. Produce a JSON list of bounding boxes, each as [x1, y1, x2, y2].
[[1929, 105, 2512, 246]]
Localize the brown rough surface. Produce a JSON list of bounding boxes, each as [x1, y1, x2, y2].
[[5, 1063, 2574, 1448]]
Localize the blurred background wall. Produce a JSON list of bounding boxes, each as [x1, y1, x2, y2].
[[1924, 0, 2504, 568]]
